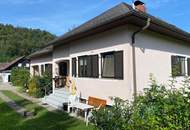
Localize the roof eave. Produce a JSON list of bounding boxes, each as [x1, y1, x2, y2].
[[46, 11, 190, 48]]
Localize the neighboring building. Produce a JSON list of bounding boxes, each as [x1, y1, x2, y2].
[[28, 46, 53, 76], [0, 56, 30, 83], [29, 2, 190, 106]]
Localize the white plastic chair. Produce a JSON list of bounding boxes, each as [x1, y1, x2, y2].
[[67, 95, 79, 113]]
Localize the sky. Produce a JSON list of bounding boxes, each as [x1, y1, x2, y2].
[[0, 0, 189, 36]]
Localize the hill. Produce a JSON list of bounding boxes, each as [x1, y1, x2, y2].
[[0, 24, 56, 62]]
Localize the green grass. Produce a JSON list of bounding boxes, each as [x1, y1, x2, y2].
[[0, 90, 97, 130]]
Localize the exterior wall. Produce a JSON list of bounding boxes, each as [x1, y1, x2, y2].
[[32, 24, 190, 105], [0, 72, 11, 83], [30, 53, 52, 76], [53, 26, 134, 105], [135, 30, 190, 92]]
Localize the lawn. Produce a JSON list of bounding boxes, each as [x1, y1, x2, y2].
[[0, 90, 97, 130]]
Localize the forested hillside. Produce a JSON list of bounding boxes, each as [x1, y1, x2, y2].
[[0, 24, 56, 62]]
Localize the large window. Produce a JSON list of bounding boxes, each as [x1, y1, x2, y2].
[[102, 51, 123, 79], [78, 55, 99, 78], [171, 56, 186, 76]]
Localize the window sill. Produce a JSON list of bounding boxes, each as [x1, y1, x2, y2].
[[172, 75, 186, 78], [72, 77, 124, 81], [102, 77, 124, 80]]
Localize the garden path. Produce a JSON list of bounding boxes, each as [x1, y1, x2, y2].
[[0, 82, 56, 112]]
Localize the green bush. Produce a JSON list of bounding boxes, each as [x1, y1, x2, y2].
[[38, 72, 52, 96], [92, 76, 190, 130], [28, 72, 52, 98], [11, 67, 30, 90], [28, 76, 39, 97]]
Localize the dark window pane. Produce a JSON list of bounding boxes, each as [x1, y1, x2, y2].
[[78, 55, 99, 78], [115, 51, 123, 79], [41, 65, 44, 75], [78, 56, 89, 77], [45, 64, 52, 75], [188, 58, 190, 76], [72, 58, 76, 77], [92, 55, 99, 78], [87, 56, 92, 77], [78, 57, 83, 77], [59, 62, 68, 76]]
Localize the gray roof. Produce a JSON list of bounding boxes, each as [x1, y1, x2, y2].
[[0, 63, 9, 71], [28, 46, 53, 58], [46, 3, 134, 46], [0, 56, 25, 71], [44, 2, 190, 47]]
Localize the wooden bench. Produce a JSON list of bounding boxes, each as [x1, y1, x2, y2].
[[68, 96, 107, 126], [87, 96, 107, 108]]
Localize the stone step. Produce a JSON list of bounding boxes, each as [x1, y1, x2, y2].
[[54, 90, 70, 96], [44, 98, 63, 109], [52, 92, 70, 99], [47, 94, 69, 103], [42, 89, 71, 109]]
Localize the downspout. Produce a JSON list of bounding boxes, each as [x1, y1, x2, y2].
[[131, 17, 151, 98]]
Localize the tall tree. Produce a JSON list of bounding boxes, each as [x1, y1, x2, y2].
[[0, 24, 56, 62]]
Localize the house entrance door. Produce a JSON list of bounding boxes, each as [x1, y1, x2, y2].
[[59, 62, 68, 77], [54, 60, 70, 88]]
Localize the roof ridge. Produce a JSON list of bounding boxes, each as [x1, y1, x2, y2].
[[41, 2, 190, 48]]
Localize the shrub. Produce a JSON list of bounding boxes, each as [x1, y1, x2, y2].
[[38, 71, 52, 96], [91, 98, 132, 130], [28, 72, 52, 98], [28, 76, 39, 97], [11, 67, 30, 90], [92, 77, 190, 130]]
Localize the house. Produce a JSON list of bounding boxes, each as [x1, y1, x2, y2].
[[29, 2, 190, 107], [29, 46, 53, 76], [0, 56, 30, 83]]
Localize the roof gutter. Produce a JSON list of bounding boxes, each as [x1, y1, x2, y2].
[[131, 17, 151, 98]]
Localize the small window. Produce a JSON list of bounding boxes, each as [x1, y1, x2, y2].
[[102, 51, 123, 79], [188, 58, 190, 76], [72, 58, 77, 77], [171, 56, 186, 76]]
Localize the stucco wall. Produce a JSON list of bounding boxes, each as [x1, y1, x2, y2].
[[30, 53, 52, 65], [52, 24, 190, 105], [0, 72, 11, 83], [135, 30, 190, 92], [30, 53, 52, 76], [53, 25, 134, 105]]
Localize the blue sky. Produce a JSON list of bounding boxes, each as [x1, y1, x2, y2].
[[0, 0, 189, 36]]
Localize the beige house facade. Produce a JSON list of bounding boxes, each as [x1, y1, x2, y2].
[[29, 3, 190, 105]]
